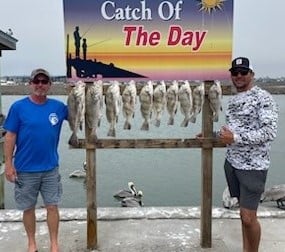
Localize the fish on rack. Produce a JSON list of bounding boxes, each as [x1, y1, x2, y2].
[[178, 80, 193, 127], [190, 82, 205, 123], [122, 80, 137, 130], [105, 80, 121, 137], [139, 80, 153, 130], [67, 81, 85, 147], [208, 80, 223, 122], [153, 81, 167, 127], [85, 80, 103, 142], [166, 80, 179, 125]]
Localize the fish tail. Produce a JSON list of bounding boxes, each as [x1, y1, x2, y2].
[[180, 118, 189, 127], [141, 121, 149, 131], [68, 133, 79, 147], [88, 132, 97, 143], [79, 121, 83, 131], [123, 121, 131, 130], [107, 128, 116, 137], [189, 115, 196, 123], [212, 113, 219, 122], [154, 119, 161, 127], [167, 117, 174, 125]]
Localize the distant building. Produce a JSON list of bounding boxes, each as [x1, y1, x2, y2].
[[0, 29, 18, 57]]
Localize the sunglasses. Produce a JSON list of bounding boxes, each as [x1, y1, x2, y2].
[[32, 79, 49, 85], [231, 69, 250, 77]]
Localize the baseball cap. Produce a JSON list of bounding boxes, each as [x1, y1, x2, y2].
[[229, 57, 253, 71], [30, 68, 51, 80]]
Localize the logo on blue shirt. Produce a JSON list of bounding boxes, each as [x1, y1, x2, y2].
[[49, 113, 59, 126]]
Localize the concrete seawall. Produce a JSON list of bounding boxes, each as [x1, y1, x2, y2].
[[1, 206, 285, 222], [1, 206, 285, 252]]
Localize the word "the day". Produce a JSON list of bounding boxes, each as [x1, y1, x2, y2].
[[101, 0, 183, 21], [123, 26, 208, 51]]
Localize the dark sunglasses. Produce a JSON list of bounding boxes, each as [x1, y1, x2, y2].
[[230, 69, 250, 77], [32, 79, 49, 85]]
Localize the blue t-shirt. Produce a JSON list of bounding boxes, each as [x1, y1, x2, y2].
[[4, 97, 68, 172]]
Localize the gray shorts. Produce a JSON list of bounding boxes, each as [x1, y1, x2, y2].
[[14, 167, 62, 211], [224, 159, 267, 210]]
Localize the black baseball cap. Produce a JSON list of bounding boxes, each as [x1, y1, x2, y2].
[[229, 57, 253, 71]]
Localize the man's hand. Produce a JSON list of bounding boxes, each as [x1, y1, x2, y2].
[[5, 164, 17, 183], [219, 126, 234, 145]]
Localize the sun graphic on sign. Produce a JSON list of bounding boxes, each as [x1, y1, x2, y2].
[[198, 0, 226, 13]]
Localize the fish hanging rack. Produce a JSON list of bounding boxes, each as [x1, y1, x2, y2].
[[69, 80, 228, 250]]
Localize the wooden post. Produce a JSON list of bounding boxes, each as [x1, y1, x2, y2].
[[85, 83, 97, 249], [200, 80, 214, 247], [66, 34, 71, 78]]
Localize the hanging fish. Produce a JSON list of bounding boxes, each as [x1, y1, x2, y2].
[[190, 82, 205, 123], [85, 80, 103, 142], [122, 80, 137, 130], [178, 80, 193, 127], [67, 81, 85, 147], [208, 80, 223, 122], [105, 80, 121, 137], [166, 80, 179, 125], [139, 80, 153, 130], [153, 81, 166, 127]]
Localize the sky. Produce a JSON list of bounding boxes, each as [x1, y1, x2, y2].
[[0, 0, 284, 78]]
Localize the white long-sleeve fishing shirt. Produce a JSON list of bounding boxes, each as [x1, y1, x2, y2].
[[225, 85, 278, 170]]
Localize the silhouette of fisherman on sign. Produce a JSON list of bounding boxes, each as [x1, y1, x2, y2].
[[73, 26, 81, 58], [82, 38, 87, 60]]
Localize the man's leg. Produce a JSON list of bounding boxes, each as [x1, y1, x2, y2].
[[240, 207, 261, 252], [41, 168, 62, 252], [46, 205, 60, 252], [23, 207, 38, 252]]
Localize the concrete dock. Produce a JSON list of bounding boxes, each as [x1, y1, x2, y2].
[[1, 206, 285, 251]]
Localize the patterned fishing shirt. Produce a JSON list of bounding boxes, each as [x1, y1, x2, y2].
[[225, 85, 278, 170]]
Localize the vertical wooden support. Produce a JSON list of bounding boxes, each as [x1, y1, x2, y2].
[[85, 83, 97, 249], [200, 80, 214, 248], [66, 34, 71, 78]]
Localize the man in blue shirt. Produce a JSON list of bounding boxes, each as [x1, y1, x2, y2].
[[4, 68, 67, 252]]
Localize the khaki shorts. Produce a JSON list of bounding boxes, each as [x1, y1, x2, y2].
[[224, 159, 267, 210]]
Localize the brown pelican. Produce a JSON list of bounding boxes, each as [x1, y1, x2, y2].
[[113, 182, 138, 200], [260, 184, 285, 209], [121, 191, 144, 207], [69, 161, 87, 178], [222, 186, 239, 209]]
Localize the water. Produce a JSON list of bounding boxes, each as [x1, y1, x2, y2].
[[2, 94, 285, 209]]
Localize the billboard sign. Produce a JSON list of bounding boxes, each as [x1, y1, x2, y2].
[[63, 0, 234, 81]]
